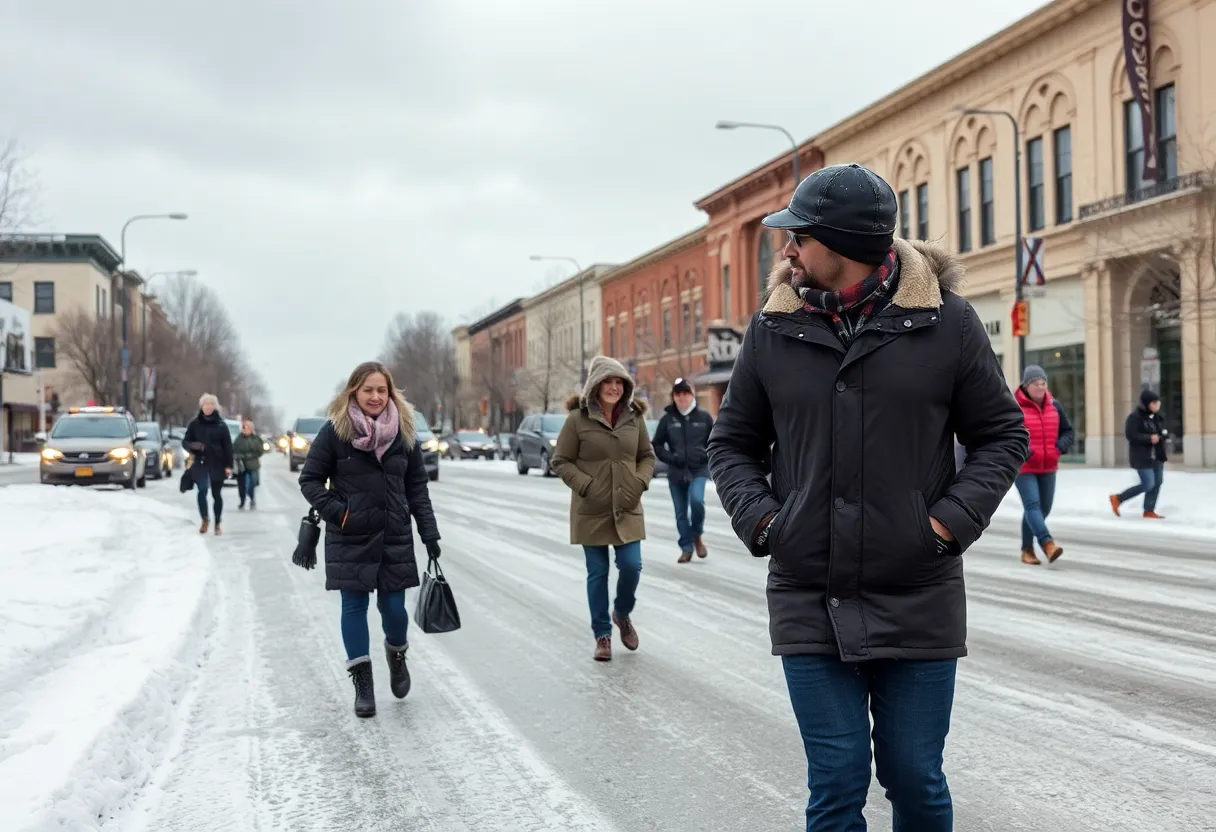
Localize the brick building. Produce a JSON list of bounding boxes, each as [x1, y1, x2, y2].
[[465, 299, 526, 432]]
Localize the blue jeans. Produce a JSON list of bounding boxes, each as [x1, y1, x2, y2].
[[1014, 472, 1056, 552], [582, 541, 642, 638], [239, 470, 257, 505], [1118, 463, 1165, 512], [669, 476, 707, 553], [340, 589, 409, 661], [783, 655, 957, 832], [193, 469, 223, 522]]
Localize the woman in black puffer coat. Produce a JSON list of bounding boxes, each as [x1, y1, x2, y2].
[[298, 361, 441, 718]]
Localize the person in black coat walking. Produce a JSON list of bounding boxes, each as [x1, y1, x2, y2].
[[707, 165, 1028, 830], [1110, 388, 1170, 519], [299, 361, 441, 718], [182, 393, 234, 535], [652, 378, 715, 562]]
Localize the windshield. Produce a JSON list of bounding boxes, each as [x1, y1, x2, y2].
[[294, 417, 326, 435], [412, 412, 433, 436], [456, 432, 485, 442], [540, 414, 567, 433], [136, 422, 162, 442], [51, 416, 131, 440]]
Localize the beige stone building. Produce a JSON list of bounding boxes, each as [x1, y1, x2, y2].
[[0, 234, 156, 449], [765, 0, 1215, 467], [521, 265, 611, 413]]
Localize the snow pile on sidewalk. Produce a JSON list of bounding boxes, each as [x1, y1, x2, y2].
[[0, 485, 215, 831], [993, 467, 1216, 537], [0, 451, 41, 466]]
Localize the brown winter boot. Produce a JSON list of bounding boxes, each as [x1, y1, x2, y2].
[[694, 537, 708, 558], [199, 519, 209, 534], [677, 551, 693, 563], [1042, 541, 1063, 563], [593, 636, 612, 662], [612, 611, 639, 651], [1021, 549, 1041, 565], [1143, 511, 1165, 519], [1109, 495, 1122, 517]]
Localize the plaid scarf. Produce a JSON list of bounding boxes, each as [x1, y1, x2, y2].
[[799, 246, 898, 345]]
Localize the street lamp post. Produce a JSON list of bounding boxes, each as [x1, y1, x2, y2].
[[716, 120, 801, 192], [959, 107, 1025, 377], [530, 255, 587, 384], [141, 269, 197, 417], [118, 213, 188, 411]]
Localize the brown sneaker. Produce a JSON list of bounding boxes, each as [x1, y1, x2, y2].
[[694, 537, 708, 558], [1043, 541, 1063, 563], [677, 551, 692, 563], [1109, 495, 1121, 517], [593, 636, 612, 662], [199, 519, 209, 534], [1143, 511, 1165, 519], [612, 611, 639, 651], [1021, 549, 1041, 565]]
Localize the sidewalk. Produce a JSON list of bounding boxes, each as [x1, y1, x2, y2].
[[0, 452, 40, 466]]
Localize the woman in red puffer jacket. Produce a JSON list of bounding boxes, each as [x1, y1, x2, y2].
[[1014, 365, 1075, 565]]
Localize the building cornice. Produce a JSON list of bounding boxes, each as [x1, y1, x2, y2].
[[598, 227, 706, 288], [523, 264, 614, 310], [694, 0, 1107, 213], [466, 298, 524, 335], [0, 232, 123, 274]]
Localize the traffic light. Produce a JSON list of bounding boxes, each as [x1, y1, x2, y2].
[[1011, 300, 1030, 338]]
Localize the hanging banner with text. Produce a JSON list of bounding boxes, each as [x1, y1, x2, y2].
[[1123, 0, 1157, 181]]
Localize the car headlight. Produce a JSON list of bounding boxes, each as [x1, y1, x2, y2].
[[549, 439, 558, 447], [292, 436, 308, 450], [278, 437, 288, 449], [263, 441, 271, 452], [41, 447, 64, 462], [422, 438, 438, 452], [109, 447, 133, 462]]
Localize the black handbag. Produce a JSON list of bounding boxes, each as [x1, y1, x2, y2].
[[292, 507, 321, 570], [179, 465, 195, 494], [415, 556, 461, 634]]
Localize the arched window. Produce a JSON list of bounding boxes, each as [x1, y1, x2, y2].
[[756, 229, 774, 306]]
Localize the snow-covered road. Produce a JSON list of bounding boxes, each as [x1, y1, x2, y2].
[[4, 460, 1215, 830]]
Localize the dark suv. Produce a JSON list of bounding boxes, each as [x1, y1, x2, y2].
[[413, 411, 440, 481], [288, 416, 328, 472], [515, 413, 567, 477]]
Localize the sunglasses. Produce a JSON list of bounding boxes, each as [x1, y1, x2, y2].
[[785, 229, 813, 247]]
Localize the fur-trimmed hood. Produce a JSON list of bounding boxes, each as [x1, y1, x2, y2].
[[328, 394, 417, 446], [762, 239, 966, 316], [564, 355, 649, 417]]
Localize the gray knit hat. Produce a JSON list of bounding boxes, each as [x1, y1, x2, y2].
[[1021, 364, 1047, 385]]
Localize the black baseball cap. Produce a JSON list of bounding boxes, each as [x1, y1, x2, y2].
[[671, 378, 694, 395], [763, 164, 898, 235]]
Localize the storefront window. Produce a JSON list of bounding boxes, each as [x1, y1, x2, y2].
[[1025, 343, 1086, 461]]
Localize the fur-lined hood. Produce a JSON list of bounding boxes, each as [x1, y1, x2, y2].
[[328, 394, 417, 446], [762, 239, 966, 316], [564, 355, 649, 417]]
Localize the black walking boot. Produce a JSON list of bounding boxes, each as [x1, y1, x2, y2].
[[348, 659, 376, 718], [385, 642, 411, 699]]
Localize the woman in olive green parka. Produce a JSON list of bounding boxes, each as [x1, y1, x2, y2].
[[551, 355, 656, 662], [232, 419, 265, 510]]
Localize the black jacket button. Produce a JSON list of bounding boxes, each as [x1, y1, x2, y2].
[[834, 497, 845, 510], [835, 381, 846, 393]]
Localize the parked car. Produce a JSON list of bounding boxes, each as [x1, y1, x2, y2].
[[166, 426, 189, 470], [37, 405, 148, 489], [515, 412, 567, 477], [646, 419, 668, 478], [136, 421, 174, 479], [414, 411, 441, 481], [288, 416, 328, 472], [442, 430, 497, 460]]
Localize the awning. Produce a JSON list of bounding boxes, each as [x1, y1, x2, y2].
[[690, 368, 733, 386], [1, 402, 39, 413]]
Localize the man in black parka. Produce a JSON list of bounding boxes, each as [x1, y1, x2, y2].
[[652, 378, 715, 562], [708, 164, 1028, 830]]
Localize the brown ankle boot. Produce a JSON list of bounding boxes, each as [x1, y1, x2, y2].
[[1042, 541, 1063, 563], [694, 537, 708, 558], [593, 636, 612, 662], [1109, 495, 1122, 517], [199, 519, 209, 534], [1143, 511, 1165, 519], [612, 611, 639, 651], [677, 551, 692, 563], [1021, 549, 1041, 565]]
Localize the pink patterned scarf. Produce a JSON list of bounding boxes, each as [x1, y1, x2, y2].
[[348, 399, 399, 461]]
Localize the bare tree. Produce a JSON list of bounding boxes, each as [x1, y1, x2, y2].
[[55, 308, 120, 404], [0, 141, 40, 271], [520, 299, 577, 414], [381, 311, 459, 427]]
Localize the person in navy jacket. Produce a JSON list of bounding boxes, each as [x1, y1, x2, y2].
[[1013, 365, 1075, 565]]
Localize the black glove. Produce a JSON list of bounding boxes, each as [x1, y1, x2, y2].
[[425, 540, 441, 560]]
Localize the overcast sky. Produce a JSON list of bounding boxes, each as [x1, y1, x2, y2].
[[2, 0, 1050, 420]]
